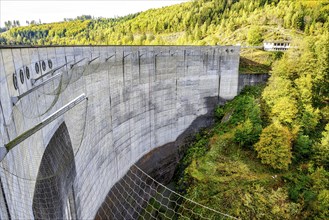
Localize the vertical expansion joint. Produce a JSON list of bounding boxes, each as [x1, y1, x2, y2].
[[138, 51, 142, 83], [154, 52, 157, 81], [184, 50, 187, 75]]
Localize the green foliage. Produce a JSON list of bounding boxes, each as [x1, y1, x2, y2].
[[140, 196, 176, 219], [310, 167, 329, 192], [285, 172, 314, 203], [175, 85, 291, 219], [294, 134, 312, 161], [162, 1, 329, 216], [174, 128, 213, 194], [178, 76, 329, 218], [239, 84, 264, 97], [226, 86, 264, 148], [234, 118, 262, 148], [255, 123, 293, 170], [284, 167, 329, 218], [271, 51, 284, 60], [262, 74, 299, 126], [239, 49, 282, 74], [315, 190, 329, 219], [214, 106, 224, 121], [300, 106, 321, 135], [314, 123, 329, 168], [1, 0, 328, 46], [241, 185, 300, 219], [247, 26, 263, 45], [225, 94, 262, 126], [310, 167, 329, 219], [262, 76, 295, 107], [272, 96, 298, 125], [261, 33, 329, 166]]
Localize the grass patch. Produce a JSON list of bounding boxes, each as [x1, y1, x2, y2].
[[239, 48, 282, 74]]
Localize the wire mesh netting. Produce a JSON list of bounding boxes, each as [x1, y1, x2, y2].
[[95, 162, 238, 220]]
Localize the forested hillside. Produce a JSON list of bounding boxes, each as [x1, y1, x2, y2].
[[0, 0, 328, 46]]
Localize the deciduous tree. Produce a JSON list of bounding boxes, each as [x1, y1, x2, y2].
[[255, 123, 293, 170]]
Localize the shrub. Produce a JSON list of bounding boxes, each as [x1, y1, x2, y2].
[[234, 118, 261, 148], [294, 134, 312, 161], [214, 106, 224, 121], [247, 26, 263, 46], [255, 123, 293, 170]]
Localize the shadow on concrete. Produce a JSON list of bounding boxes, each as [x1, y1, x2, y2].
[[32, 123, 77, 219], [94, 96, 218, 219]]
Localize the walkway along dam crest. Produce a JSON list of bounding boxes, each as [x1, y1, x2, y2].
[[0, 46, 240, 219]]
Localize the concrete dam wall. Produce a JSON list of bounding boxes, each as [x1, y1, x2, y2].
[[0, 46, 240, 219]]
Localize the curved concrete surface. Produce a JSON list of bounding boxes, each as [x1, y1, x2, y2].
[[0, 46, 240, 219]]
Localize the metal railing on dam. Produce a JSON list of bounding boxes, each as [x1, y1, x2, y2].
[[0, 45, 240, 219]]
